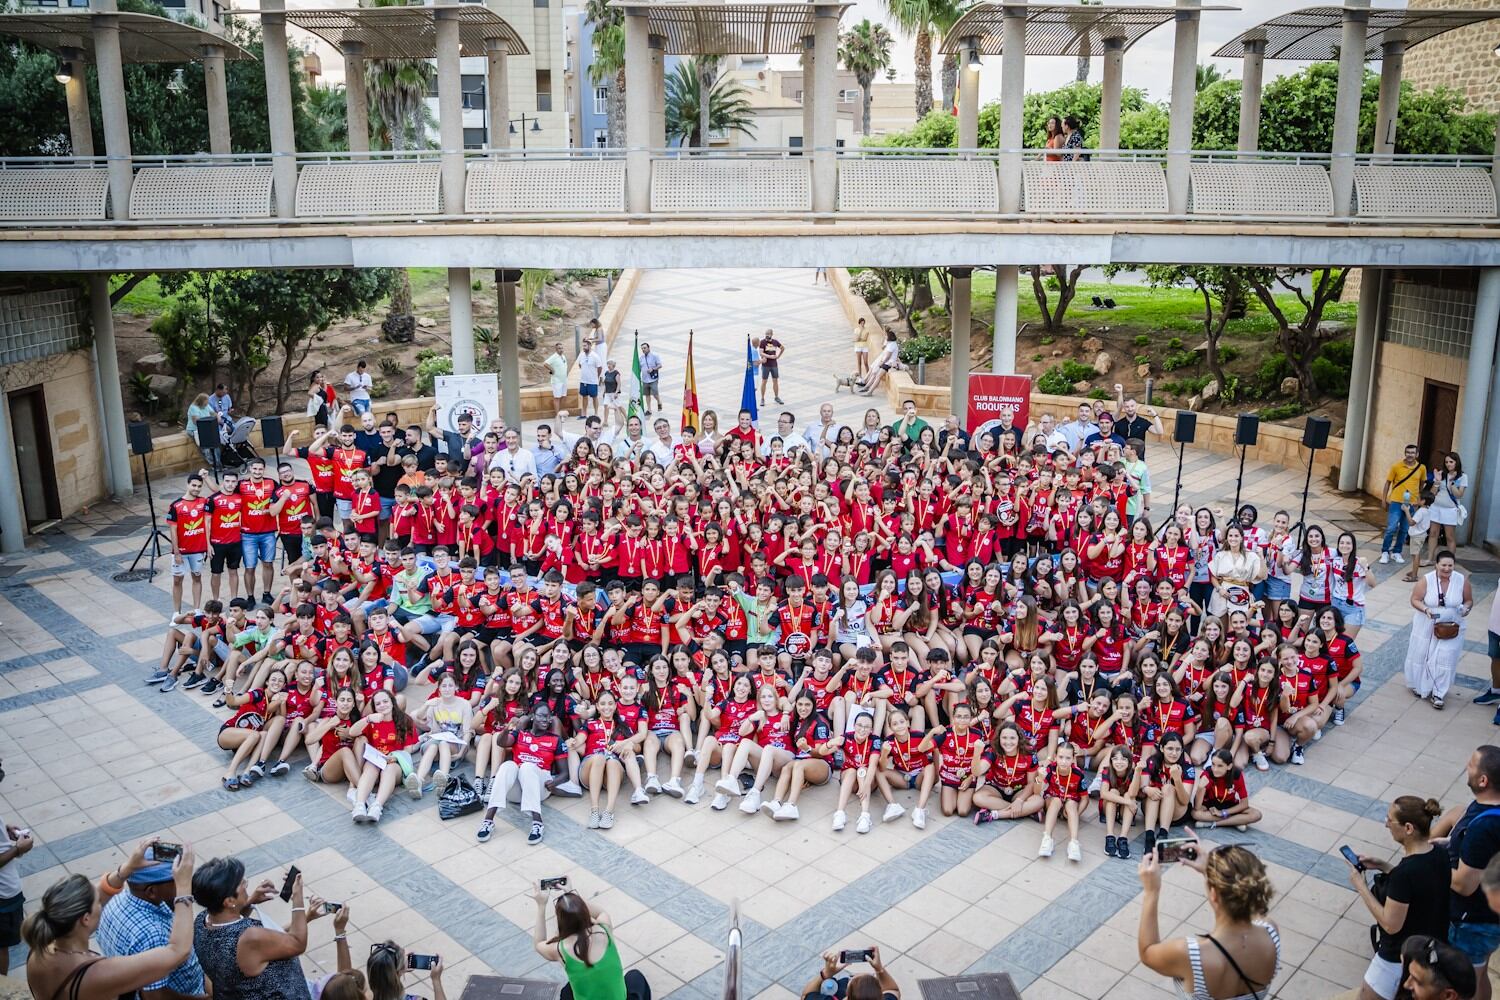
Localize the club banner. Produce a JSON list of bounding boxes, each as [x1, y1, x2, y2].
[[434, 373, 500, 434], [966, 373, 1033, 437]]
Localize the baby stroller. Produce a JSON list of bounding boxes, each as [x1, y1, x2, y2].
[[200, 415, 261, 471]]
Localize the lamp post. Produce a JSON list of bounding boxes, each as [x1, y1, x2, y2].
[[508, 114, 543, 151]]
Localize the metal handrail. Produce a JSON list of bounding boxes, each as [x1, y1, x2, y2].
[[723, 900, 742, 1000]]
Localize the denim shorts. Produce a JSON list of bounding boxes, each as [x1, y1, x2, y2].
[[240, 531, 278, 569], [1449, 920, 1500, 965], [172, 552, 205, 576], [1331, 597, 1365, 627], [1264, 577, 1292, 601], [380, 496, 397, 521], [1489, 630, 1500, 660]]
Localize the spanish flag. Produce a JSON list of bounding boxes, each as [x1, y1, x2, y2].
[[681, 329, 700, 434]]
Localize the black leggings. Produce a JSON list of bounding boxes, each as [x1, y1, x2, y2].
[[562, 969, 650, 1000]]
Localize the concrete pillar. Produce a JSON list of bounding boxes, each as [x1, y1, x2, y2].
[[343, 41, 369, 154], [992, 266, 1018, 373], [89, 275, 133, 499], [1373, 38, 1405, 159], [91, 9, 133, 219], [1331, 1, 1370, 218], [202, 45, 231, 155], [485, 40, 509, 149], [649, 35, 666, 150], [950, 268, 972, 416], [61, 49, 94, 158], [449, 268, 475, 375], [261, 0, 299, 218], [1166, 0, 1201, 215], [1339, 269, 1383, 492], [1237, 37, 1265, 152], [435, 6, 466, 214], [1458, 268, 1500, 487], [496, 269, 522, 428], [624, 9, 651, 213], [0, 386, 26, 554], [957, 38, 979, 152], [1098, 37, 1125, 155], [997, 5, 1025, 213], [801, 35, 815, 155], [1478, 285, 1500, 550], [811, 1, 839, 215]]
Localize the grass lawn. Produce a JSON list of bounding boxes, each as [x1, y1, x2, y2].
[[111, 267, 456, 318]]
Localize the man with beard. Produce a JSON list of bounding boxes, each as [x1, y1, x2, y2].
[[1433, 746, 1500, 1000]]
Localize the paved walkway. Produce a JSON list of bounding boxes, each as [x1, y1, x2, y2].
[[2, 269, 1498, 1000]]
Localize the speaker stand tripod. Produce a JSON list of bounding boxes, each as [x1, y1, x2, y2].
[[1170, 437, 1186, 514], [113, 451, 173, 583]]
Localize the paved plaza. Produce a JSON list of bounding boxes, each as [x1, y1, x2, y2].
[[1, 269, 1497, 999]]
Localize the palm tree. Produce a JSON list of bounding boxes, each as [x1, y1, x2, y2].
[[664, 60, 755, 146], [585, 0, 625, 146], [840, 20, 893, 136], [933, 1, 970, 115], [697, 55, 721, 149], [885, 0, 956, 121], [1196, 63, 1224, 92]]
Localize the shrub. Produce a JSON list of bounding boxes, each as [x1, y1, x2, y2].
[[416, 347, 439, 362], [1133, 334, 1151, 347], [378, 356, 402, 377], [898, 334, 952, 364], [1162, 350, 1197, 371], [1060, 360, 1095, 383], [128, 372, 161, 414], [1037, 366, 1076, 395], [1218, 345, 1240, 364], [1258, 402, 1305, 421], [1039, 334, 1055, 345], [1087, 388, 1112, 400], [1254, 352, 1293, 396], [1031, 353, 1044, 362], [1167, 337, 1184, 350], [1134, 354, 1150, 366], [415, 354, 453, 395], [849, 270, 884, 303], [1310, 356, 1350, 397], [1162, 375, 1212, 397], [369, 378, 390, 398], [1044, 275, 1061, 292]]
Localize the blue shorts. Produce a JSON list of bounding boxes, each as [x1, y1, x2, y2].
[[579, 383, 598, 398], [417, 613, 456, 635], [172, 552, 205, 577], [335, 498, 353, 522], [1264, 577, 1292, 601], [240, 532, 278, 569], [1331, 597, 1365, 627], [1489, 631, 1500, 660], [1450, 920, 1500, 965], [351, 399, 371, 415], [380, 496, 397, 522]]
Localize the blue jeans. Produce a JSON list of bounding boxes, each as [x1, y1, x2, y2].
[[1381, 502, 1408, 554], [351, 398, 371, 415]]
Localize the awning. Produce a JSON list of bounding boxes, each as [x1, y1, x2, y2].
[[606, 2, 852, 55], [1215, 5, 1500, 61], [937, 3, 1238, 57], [228, 5, 529, 57], [0, 11, 253, 62]]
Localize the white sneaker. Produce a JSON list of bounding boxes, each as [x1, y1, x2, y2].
[[1038, 835, 1055, 858], [645, 775, 663, 794], [761, 798, 781, 815], [1252, 751, 1270, 772], [1379, 552, 1390, 565], [587, 809, 601, 829], [714, 778, 741, 797], [1087, 770, 1104, 795], [555, 780, 583, 797], [630, 787, 650, 806], [912, 807, 927, 830], [882, 802, 906, 822], [1067, 839, 1082, 862], [404, 771, 422, 799], [739, 790, 762, 814], [598, 811, 615, 829], [684, 780, 703, 805], [1312, 728, 1323, 742], [1393, 553, 1405, 564], [832, 809, 847, 832], [346, 787, 358, 806], [662, 777, 685, 798], [773, 802, 800, 821], [367, 801, 383, 823], [856, 812, 872, 834], [352, 800, 368, 823], [710, 793, 731, 811]]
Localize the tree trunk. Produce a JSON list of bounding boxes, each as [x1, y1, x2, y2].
[[909, 268, 933, 311], [861, 82, 873, 135], [940, 52, 957, 114], [698, 56, 717, 149], [609, 67, 626, 147], [914, 27, 933, 119], [1075, 55, 1090, 83], [1029, 266, 1056, 329]]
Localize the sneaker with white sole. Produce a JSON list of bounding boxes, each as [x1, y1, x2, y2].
[[832, 809, 847, 832], [599, 811, 615, 829], [1038, 835, 1055, 858], [662, 777, 685, 798], [761, 798, 781, 815], [684, 780, 703, 804], [710, 793, 730, 811], [145, 670, 171, 685], [587, 810, 601, 829], [1252, 751, 1270, 772], [740, 790, 762, 814], [404, 772, 422, 798], [1332, 707, 1345, 726], [630, 787, 650, 806], [714, 778, 741, 797], [352, 800, 368, 823], [347, 787, 359, 806], [528, 820, 544, 845], [160, 675, 179, 693], [182, 673, 207, 690], [1393, 553, 1405, 563], [303, 763, 321, 782], [1379, 552, 1390, 564], [477, 819, 494, 842], [554, 780, 583, 797], [1312, 728, 1322, 742], [367, 802, 383, 823], [882, 802, 906, 822], [269, 760, 290, 777], [773, 802, 800, 821], [1067, 840, 1082, 862], [645, 775, 663, 794], [856, 812, 872, 834], [912, 808, 927, 830], [1291, 744, 1305, 765], [1087, 770, 1104, 795]]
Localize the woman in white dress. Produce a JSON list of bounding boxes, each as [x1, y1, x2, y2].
[[1208, 524, 1265, 618], [1422, 452, 1467, 572], [1403, 550, 1473, 710]]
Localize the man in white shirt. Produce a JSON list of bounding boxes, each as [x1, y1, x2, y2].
[[1032, 412, 1070, 453], [613, 414, 649, 464], [801, 402, 847, 461], [344, 361, 373, 415], [576, 338, 604, 419], [533, 425, 568, 477], [647, 417, 678, 466], [765, 411, 807, 456], [489, 427, 537, 483]]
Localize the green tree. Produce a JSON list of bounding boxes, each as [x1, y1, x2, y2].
[[885, 0, 957, 120], [1242, 267, 1347, 404], [664, 60, 755, 147], [1191, 78, 1241, 151], [840, 19, 894, 136], [585, 0, 625, 147], [697, 55, 720, 149], [304, 84, 348, 151], [1195, 63, 1224, 93], [1142, 265, 1243, 396]]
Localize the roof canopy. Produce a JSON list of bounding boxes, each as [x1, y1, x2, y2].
[[607, 2, 851, 55], [229, 5, 528, 57], [0, 11, 253, 62], [1215, 6, 1500, 61], [938, 3, 1237, 57]]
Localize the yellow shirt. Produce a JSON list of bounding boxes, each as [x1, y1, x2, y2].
[[1385, 461, 1426, 502], [853, 325, 870, 348]]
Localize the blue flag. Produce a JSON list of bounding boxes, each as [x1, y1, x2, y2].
[[740, 336, 758, 426]]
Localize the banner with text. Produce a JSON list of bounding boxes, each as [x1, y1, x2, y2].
[[966, 373, 1033, 437], [435, 373, 500, 434]]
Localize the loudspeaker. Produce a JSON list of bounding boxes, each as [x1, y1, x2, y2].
[[127, 421, 153, 456], [1173, 411, 1197, 444], [1235, 413, 1260, 447], [1302, 416, 1331, 450], [196, 418, 221, 450], [261, 415, 286, 449]]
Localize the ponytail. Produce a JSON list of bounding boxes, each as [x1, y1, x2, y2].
[[21, 874, 95, 954]]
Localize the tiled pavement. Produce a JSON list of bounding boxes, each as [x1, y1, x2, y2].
[[3, 269, 1498, 999]]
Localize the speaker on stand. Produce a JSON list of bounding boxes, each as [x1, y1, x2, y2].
[[260, 415, 286, 451], [1295, 416, 1332, 545], [112, 423, 175, 583], [1232, 413, 1260, 516], [1171, 411, 1196, 513]]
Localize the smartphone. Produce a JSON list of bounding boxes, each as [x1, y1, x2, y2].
[[1156, 838, 1197, 864], [1339, 845, 1365, 872], [407, 954, 438, 971], [152, 841, 182, 861], [540, 876, 569, 891], [839, 949, 872, 965], [322, 901, 343, 915], [279, 866, 301, 903]]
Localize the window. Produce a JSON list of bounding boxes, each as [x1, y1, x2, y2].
[[789, 136, 803, 155], [839, 88, 859, 103], [593, 86, 608, 115], [461, 73, 485, 110], [463, 127, 487, 148], [535, 70, 552, 112], [793, 89, 803, 102], [594, 129, 608, 148], [533, 0, 548, 8]]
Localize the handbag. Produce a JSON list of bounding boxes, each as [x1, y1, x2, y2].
[[1434, 621, 1460, 640], [438, 775, 484, 820]]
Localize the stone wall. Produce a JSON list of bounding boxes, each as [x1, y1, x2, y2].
[[1, 348, 106, 519], [1361, 339, 1468, 500], [1403, 0, 1500, 114]]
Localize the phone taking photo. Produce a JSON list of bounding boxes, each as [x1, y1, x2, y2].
[[1339, 845, 1365, 872], [407, 954, 438, 971], [152, 841, 182, 861], [540, 876, 569, 891], [838, 949, 872, 965], [1155, 838, 1196, 864], [279, 866, 301, 903]]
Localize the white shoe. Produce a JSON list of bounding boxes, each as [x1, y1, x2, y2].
[[367, 801, 383, 823], [1087, 770, 1104, 795], [598, 810, 614, 829], [710, 793, 731, 811], [630, 787, 650, 806], [856, 811, 872, 834], [588, 809, 601, 829], [684, 749, 698, 766], [346, 787, 358, 806], [773, 802, 800, 821], [1379, 552, 1390, 564], [761, 798, 781, 815], [684, 780, 703, 805], [1038, 835, 1055, 858], [882, 802, 906, 822], [1393, 553, 1405, 564], [645, 775, 663, 794], [352, 800, 368, 823], [832, 809, 847, 832], [912, 807, 927, 830], [555, 780, 583, 797], [1312, 728, 1323, 742], [1067, 839, 1082, 862], [714, 778, 741, 797], [739, 790, 762, 814], [1252, 751, 1270, 772], [662, 777, 685, 798], [404, 771, 422, 799]]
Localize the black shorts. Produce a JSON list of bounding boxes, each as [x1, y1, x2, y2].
[[281, 533, 304, 563], [315, 491, 335, 519], [0, 894, 22, 949], [476, 626, 510, 646], [761, 360, 780, 379], [210, 541, 242, 574]]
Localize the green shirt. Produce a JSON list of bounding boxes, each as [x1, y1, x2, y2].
[[393, 567, 433, 615], [889, 415, 930, 443], [1122, 458, 1151, 517], [559, 927, 625, 1000], [734, 591, 776, 645]]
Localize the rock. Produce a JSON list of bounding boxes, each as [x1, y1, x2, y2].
[[1093, 351, 1112, 376], [1081, 337, 1104, 354], [416, 316, 437, 329], [1280, 376, 1300, 397], [383, 315, 415, 343], [1136, 363, 1152, 379], [1074, 381, 1094, 394], [1317, 320, 1350, 337], [134, 353, 170, 376], [1188, 394, 1202, 411], [1202, 379, 1221, 402], [146, 373, 177, 398]]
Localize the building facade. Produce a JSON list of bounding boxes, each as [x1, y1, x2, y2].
[[1402, 0, 1500, 114]]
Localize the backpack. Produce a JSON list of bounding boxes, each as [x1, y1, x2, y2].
[[437, 775, 483, 820]]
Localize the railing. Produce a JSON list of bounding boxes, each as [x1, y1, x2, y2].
[[723, 900, 742, 1000], [0, 146, 1494, 227]]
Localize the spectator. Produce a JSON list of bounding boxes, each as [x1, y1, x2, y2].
[[0, 812, 32, 976], [545, 343, 569, 421], [24, 842, 196, 1000], [96, 844, 208, 1000], [601, 359, 622, 428], [489, 428, 537, 484], [577, 337, 604, 420], [1422, 452, 1469, 572], [852, 316, 871, 379], [361, 941, 447, 1000], [1059, 402, 1099, 453], [1433, 746, 1500, 1000], [191, 855, 316, 1000], [639, 341, 663, 413], [530, 887, 649, 1000], [307, 371, 336, 427], [1043, 115, 1065, 162], [1402, 936, 1478, 1000], [856, 331, 901, 397], [759, 330, 785, 406], [534, 424, 567, 477], [1033, 412, 1068, 452], [1112, 386, 1165, 452], [209, 384, 234, 418], [1138, 838, 1280, 999], [1121, 438, 1152, 520], [344, 361, 373, 415], [1404, 550, 1472, 710], [186, 393, 216, 445], [888, 400, 929, 444], [1062, 115, 1085, 161], [1381, 443, 1427, 565], [798, 946, 899, 1000], [648, 418, 678, 467], [1350, 796, 1451, 1000], [1479, 590, 1500, 720]]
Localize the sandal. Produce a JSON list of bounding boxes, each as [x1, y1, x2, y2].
[[240, 769, 260, 787], [222, 776, 241, 791]]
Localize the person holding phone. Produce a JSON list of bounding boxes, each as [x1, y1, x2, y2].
[[191, 856, 324, 1000], [530, 886, 649, 1000], [96, 842, 209, 1000], [798, 946, 899, 1000], [1349, 796, 1450, 1000], [363, 941, 446, 1000]]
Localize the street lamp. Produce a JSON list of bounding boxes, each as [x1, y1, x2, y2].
[[54, 60, 72, 84], [54, 46, 82, 85], [965, 36, 981, 71], [508, 114, 543, 150]]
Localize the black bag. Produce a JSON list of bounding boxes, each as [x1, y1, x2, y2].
[[437, 775, 483, 820], [1368, 870, 1389, 952]]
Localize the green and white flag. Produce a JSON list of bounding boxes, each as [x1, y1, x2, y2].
[[625, 329, 645, 422]]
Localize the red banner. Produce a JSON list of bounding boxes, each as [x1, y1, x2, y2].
[[966, 373, 1033, 437]]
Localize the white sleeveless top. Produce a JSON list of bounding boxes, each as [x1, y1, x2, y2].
[[1175, 921, 1281, 1000]]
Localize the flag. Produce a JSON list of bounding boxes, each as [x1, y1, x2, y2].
[[625, 329, 645, 423], [680, 329, 700, 433], [740, 335, 758, 426]]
